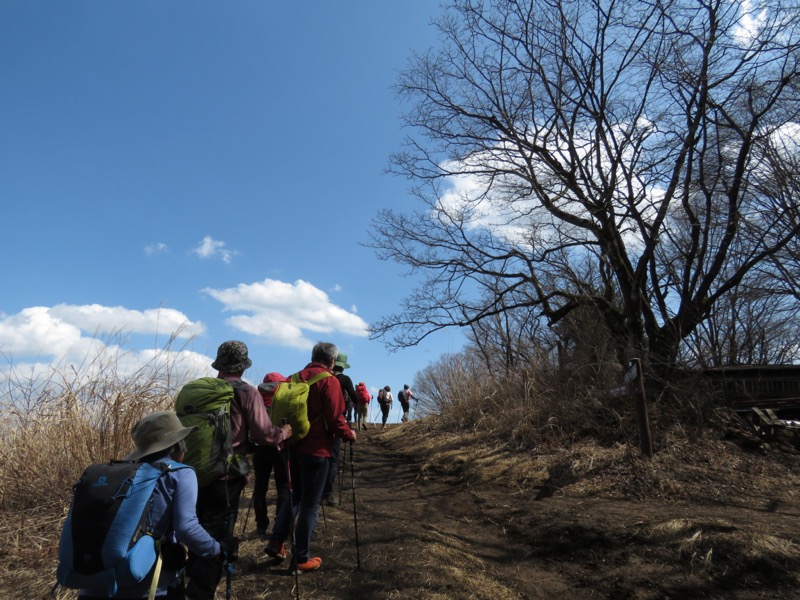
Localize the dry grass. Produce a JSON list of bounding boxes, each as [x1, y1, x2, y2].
[[4, 340, 800, 598], [0, 345, 195, 599]]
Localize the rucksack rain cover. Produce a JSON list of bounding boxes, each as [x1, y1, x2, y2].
[[56, 461, 169, 594]]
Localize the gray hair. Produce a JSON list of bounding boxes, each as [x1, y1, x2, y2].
[[311, 342, 338, 366]]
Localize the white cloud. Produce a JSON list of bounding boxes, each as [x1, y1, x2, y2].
[[49, 304, 206, 337], [0, 304, 205, 360], [0, 304, 211, 390], [203, 278, 370, 350], [332, 284, 343, 292], [732, 0, 768, 44], [193, 236, 237, 263], [144, 242, 169, 256]]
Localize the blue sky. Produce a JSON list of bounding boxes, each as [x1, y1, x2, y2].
[[0, 1, 464, 419]]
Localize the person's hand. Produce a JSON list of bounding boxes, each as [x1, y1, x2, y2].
[[218, 536, 240, 562], [281, 422, 293, 439], [350, 430, 358, 443]]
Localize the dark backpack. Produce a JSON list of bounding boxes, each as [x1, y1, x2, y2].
[[378, 389, 391, 405], [56, 460, 189, 594], [398, 390, 407, 403], [174, 377, 248, 486]]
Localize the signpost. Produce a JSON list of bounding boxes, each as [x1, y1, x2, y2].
[[608, 358, 653, 458]]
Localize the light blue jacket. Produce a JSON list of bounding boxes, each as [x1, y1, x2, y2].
[[79, 459, 220, 598]]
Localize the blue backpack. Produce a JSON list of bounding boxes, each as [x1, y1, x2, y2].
[[55, 459, 189, 595]]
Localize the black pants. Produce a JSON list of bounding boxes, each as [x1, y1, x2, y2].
[[185, 476, 246, 600], [380, 403, 391, 425], [345, 400, 354, 422], [252, 444, 289, 532]]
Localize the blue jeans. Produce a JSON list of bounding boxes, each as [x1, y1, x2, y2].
[[270, 449, 330, 564]]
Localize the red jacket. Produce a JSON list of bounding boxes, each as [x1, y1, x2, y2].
[[295, 362, 355, 458]]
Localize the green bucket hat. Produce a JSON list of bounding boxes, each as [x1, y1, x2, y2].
[[211, 340, 253, 373], [335, 352, 351, 370]]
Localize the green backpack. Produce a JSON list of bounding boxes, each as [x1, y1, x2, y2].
[[271, 371, 333, 442], [174, 377, 248, 486]]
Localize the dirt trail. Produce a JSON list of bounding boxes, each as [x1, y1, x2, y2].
[[233, 424, 534, 599], [228, 424, 800, 599]]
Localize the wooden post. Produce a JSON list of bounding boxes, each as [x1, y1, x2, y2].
[[608, 359, 653, 458], [630, 359, 653, 458]]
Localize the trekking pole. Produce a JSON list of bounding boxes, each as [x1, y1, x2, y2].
[[225, 560, 233, 600], [338, 443, 346, 500], [349, 441, 361, 570], [240, 490, 254, 536], [282, 420, 300, 600]]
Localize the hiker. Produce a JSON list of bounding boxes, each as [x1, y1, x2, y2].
[[335, 353, 356, 426], [355, 381, 372, 430], [378, 385, 393, 429], [75, 411, 230, 600], [398, 384, 414, 422], [265, 341, 357, 573], [253, 372, 291, 537], [321, 352, 358, 506], [184, 341, 292, 600]]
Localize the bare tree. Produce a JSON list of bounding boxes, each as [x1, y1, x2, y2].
[[371, 0, 800, 371]]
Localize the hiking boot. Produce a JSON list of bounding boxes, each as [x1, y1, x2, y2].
[[324, 495, 339, 507], [295, 557, 322, 573], [264, 541, 286, 562]]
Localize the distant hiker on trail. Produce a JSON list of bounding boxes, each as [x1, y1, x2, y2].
[[322, 352, 357, 507], [265, 342, 357, 573], [253, 372, 291, 537], [398, 384, 414, 423], [355, 381, 372, 430], [71, 411, 226, 600], [335, 353, 356, 427], [182, 341, 292, 600], [378, 385, 393, 429]]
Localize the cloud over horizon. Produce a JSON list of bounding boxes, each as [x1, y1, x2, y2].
[[0, 304, 210, 387], [203, 278, 370, 350]]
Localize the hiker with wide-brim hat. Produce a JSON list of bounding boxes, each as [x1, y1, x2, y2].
[[76, 410, 227, 600], [183, 340, 292, 599]]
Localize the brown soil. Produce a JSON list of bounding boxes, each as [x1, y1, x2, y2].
[[228, 419, 800, 600]]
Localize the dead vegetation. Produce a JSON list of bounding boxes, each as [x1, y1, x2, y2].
[[2, 344, 800, 598]]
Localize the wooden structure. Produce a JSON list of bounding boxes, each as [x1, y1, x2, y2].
[[702, 365, 800, 434]]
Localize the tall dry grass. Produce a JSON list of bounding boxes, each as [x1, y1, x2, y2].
[[411, 347, 714, 451], [0, 342, 199, 599]]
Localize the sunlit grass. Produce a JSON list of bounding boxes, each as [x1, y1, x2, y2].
[[0, 334, 201, 598]]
